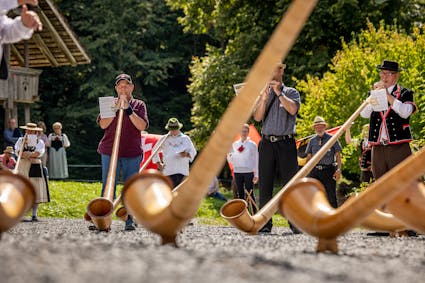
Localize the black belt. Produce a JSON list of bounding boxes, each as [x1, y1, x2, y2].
[[262, 134, 293, 143], [315, 164, 335, 170]]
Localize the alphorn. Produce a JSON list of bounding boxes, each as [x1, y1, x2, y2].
[[220, 100, 369, 233], [345, 193, 407, 233], [0, 135, 36, 236], [122, 0, 319, 245], [12, 134, 28, 175], [279, 145, 425, 253], [115, 133, 170, 222], [86, 99, 126, 231], [85, 133, 172, 223]]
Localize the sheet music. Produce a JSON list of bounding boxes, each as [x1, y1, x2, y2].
[[99, 96, 116, 118], [369, 89, 388, 112], [27, 134, 37, 147]]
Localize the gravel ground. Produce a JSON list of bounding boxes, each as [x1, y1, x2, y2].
[[1, 218, 424, 283]]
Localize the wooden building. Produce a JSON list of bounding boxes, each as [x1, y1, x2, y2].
[[0, 0, 90, 133]]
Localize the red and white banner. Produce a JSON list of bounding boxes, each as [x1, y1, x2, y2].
[[140, 133, 163, 170]]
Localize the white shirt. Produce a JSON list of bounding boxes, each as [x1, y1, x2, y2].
[[227, 137, 258, 178], [0, 1, 20, 12], [360, 84, 413, 142], [152, 132, 197, 176], [14, 135, 45, 157], [1, 1, 34, 65]]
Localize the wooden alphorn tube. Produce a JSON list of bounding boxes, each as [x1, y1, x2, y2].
[[279, 146, 425, 253], [344, 193, 407, 233], [220, 100, 369, 234], [0, 135, 36, 236], [86, 100, 125, 231], [122, 0, 319, 245], [12, 134, 27, 175]]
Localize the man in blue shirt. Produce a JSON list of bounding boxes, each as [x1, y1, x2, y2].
[[253, 62, 300, 233], [305, 116, 342, 208], [4, 117, 22, 149]]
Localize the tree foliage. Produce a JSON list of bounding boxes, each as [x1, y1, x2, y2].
[[33, 0, 203, 167], [167, 0, 424, 147], [27, 0, 425, 180], [296, 22, 425, 175]]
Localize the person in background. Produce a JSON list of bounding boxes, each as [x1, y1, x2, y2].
[[207, 176, 227, 202], [0, 146, 16, 169], [3, 117, 21, 149], [227, 124, 258, 212], [1, 0, 42, 80], [360, 60, 417, 180], [37, 121, 48, 167], [152, 117, 196, 188], [360, 59, 417, 237], [97, 73, 148, 231], [252, 62, 300, 234], [14, 122, 49, 222], [305, 116, 342, 209], [345, 123, 373, 183], [47, 122, 70, 179]]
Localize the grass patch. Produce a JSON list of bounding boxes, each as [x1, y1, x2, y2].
[[36, 181, 288, 227]]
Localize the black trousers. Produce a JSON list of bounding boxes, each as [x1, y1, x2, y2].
[[258, 138, 298, 229], [168, 173, 185, 188], [360, 170, 373, 183], [234, 172, 255, 200], [308, 167, 338, 208]]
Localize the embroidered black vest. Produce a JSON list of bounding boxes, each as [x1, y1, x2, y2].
[[368, 85, 416, 146]]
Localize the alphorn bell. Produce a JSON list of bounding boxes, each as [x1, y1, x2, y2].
[[279, 146, 425, 253], [122, 0, 319, 245], [86, 99, 126, 231], [115, 133, 170, 222], [0, 135, 36, 236], [220, 99, 370, 234]]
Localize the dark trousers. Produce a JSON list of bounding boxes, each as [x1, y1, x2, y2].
[[168, 173, 185, 188], [308, 167, 337, 208], [234, 172, 255, 200], [235, 172, 256, 213], [258, 138, 298, 230], [360, 170, 373, 183], [372, 143, 411, 179]]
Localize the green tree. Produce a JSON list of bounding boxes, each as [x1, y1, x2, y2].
[[296, 22, 425, 176], [167, 0, 424, 146], [33, 0, 203, 171]]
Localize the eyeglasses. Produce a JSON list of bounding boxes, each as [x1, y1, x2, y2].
[[379, 71, 396, 76]]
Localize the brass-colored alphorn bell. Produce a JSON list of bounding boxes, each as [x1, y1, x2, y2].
[[0, 135, 36, 236]]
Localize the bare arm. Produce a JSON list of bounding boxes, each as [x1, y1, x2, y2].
[[278, 94, 298, 116], [345, 127, 352, 144], [306, 153, 312, 163], [20, 5, 42, 31], [99, 117, 114, 129], [333, 151, 342, 181], [128, 112, 147, 132]]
